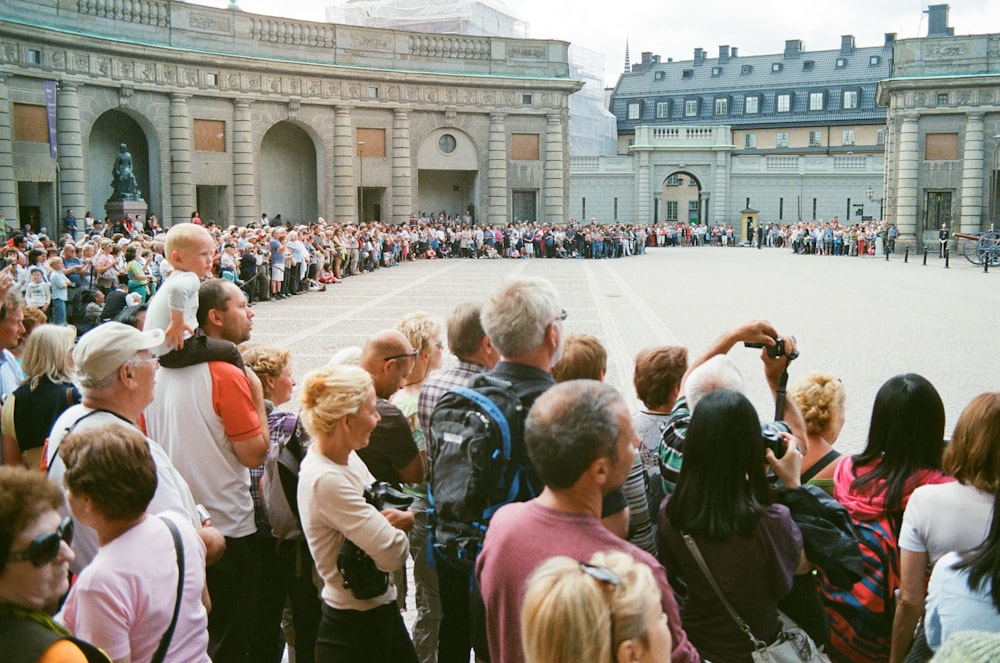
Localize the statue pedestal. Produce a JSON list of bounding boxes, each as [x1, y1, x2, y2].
[[104, 200, 148, 228]]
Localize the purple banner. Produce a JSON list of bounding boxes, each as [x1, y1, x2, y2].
[[44, 81, 57, 159]]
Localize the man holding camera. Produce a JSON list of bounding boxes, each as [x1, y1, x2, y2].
[[659, 320, 808, 496]]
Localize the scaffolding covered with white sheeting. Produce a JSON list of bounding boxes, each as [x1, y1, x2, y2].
[[568, 45, 617, 157], [325, 0, 528, 38]]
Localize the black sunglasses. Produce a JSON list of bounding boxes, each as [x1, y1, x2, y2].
[[7, 517, 74, 567], [382, 348, 419, 363]]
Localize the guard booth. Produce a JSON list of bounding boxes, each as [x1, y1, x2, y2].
[[740, 208, 759, 245]]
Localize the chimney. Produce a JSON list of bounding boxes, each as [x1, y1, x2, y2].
[[884, 32, 897, 47], [667, 57, 673, 63], [926, 4, 954, 36], [731, 46, 738, 58], [693, 47, 704, 64], [840, 35, 855, 55], [641, 51, 652, 66], [718, 45, 730, 63], [652, 55, 660, 65], [784, 39, 803, 58]]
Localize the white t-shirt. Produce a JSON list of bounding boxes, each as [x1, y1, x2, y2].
[[59, 512, 210, 663], [898, 481, 993, 563], [144, 270, 201, 356], [45, 406, 200, 573]]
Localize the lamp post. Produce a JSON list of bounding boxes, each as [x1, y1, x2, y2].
[[356, 141, 365, 226], [866, 185, 884, 221]]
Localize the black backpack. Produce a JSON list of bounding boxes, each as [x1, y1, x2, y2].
[[427, 373, 532, 568]]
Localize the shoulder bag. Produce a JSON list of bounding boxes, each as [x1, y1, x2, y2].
[[682, 533, 825, 663], [151, 516, 185, 663]]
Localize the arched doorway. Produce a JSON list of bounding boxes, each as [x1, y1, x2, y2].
[[260, 122, 318, 223], [416, 129, 479, 222], [89, 110, 153, 218], [660, 171, 703, 225]]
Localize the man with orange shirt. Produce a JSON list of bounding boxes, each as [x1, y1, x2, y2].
[[145, 278, 269, 663]]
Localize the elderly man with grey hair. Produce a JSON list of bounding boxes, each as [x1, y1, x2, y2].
[[44, 322, 224, 573], [659, 320, 806, 497], [476, 380, 699, 663]]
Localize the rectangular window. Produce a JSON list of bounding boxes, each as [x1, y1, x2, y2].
[[12, 103, 48, 142], [925, 191, 952, 230], [809, 130, 822, 147], [744, 134, 757, 149], [205, 73, 218, 86], [937, 93, 948, 105], [777, 94, 791, 112], [665, 200, 679, 221], [842, 129, 855, 146], [876, 128, 886, 145], [779, 197, 784, 220], [684, 99, 698, 117], [665, 174, 680, 186], [26, 49, 41, 65], [843, 90, 859, 109], [511, 133, 540, 160], [925, 133, 959, 160], [776, 132, 789, 148], [655, 101, 670, 119], [356, 128, 387, 157], [194, 119, 226, 152], [714, 98, 728, 116], [809, 92, 824, 110], [744, 96, 759, 114], [522, 94, 533, 105], [627, 103, 641, 120], [367, 86, 379, 99]]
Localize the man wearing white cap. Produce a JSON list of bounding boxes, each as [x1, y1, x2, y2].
[[45, 322, 225, 572]]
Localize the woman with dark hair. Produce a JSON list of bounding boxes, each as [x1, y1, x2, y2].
[[821, 373, 950, 663], [924, 486, 1000, 654], [658, 389, 806, 663]]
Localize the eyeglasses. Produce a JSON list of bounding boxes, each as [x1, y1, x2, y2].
[[7, 517, 74, 567], [382, 349, 419, 363], [555, 309, 568, 323], [128, 356, 159, 368], [580, 562, 621, 652]]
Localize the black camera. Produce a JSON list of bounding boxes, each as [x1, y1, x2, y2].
[[338, 481, 413, 600], [745, 337, 786, 359], [761, 421, 792, 458]]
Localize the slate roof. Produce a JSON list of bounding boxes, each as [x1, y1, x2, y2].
[[611, 41, 893, 132]]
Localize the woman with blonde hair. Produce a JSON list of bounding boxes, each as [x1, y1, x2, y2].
[[296, 364, 417, 663], [521, 550, 672, 663], [1, 324, 80, 468], [790, 372, 846, 494]]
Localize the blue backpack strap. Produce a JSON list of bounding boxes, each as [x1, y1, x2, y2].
[[449, 386, 512, 459]]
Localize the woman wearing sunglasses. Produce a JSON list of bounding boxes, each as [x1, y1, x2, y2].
[[521, 551, 672, 663], [0, 466, 110, 662], [58, 423, 210, 663]]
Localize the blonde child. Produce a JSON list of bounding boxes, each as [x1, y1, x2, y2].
[[144, 224, 242, 368]]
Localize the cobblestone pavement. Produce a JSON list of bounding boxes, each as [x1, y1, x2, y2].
[[261, 245, 996, 660]]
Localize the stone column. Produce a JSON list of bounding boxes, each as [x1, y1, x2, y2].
[[894, 113, 920, 243], [487, 112, 507, 226], [391, 109, 412, 226], [57, 83, 86, 219], [0, 77, 17, 227], [333, 106, 355, 223], [635, 151, 650, 222], [959, 112, 985, 234], [712, 150, 728, 225], [543, 113, 565, 224], [232, 100, 256, 226], [169, 94, 195, 225]]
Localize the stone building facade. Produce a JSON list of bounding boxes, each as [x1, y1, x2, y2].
[[877, 7, 1000, 246], [0, 0, 579, 229], [570, 35, 894, 234]]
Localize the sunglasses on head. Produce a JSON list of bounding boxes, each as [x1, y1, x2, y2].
[[7, 517, 74, 567]]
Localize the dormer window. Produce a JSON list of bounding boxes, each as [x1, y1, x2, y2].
[[682, 69, 694, 79], [869, 55, 881, 65], [711, 66, 722, 77], [655, 71, 665, 81], [836, 58, 847, 68], [803, 60, 815, 71], [740, 64, 752, 75], [772, 63, 782, 72]]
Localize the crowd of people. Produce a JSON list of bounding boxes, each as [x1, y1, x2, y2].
[[0, 258, 996, 663]]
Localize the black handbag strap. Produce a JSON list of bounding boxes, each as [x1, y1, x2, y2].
[[152, 516, 185, 663], [681, 533, 766, 650]]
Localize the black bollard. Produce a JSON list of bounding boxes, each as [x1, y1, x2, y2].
[[923, 248, 928, 265], [885, 247, 889, 261], [986, 257, 990, 274], [904, 246, 909, 263], [945, 248, 950, 268]]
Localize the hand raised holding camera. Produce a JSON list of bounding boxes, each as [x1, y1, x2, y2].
[[766, 431, 803, 488]]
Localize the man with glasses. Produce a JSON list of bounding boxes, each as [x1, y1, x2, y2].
[[476, 380, 699, 663], [357, 329, 425, 488], [44, 322, 224, 574]]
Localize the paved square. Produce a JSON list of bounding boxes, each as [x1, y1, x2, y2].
[[249, 247, 996, 455]]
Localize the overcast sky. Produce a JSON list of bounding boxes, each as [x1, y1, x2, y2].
[[193, 0, 1000, 85]]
